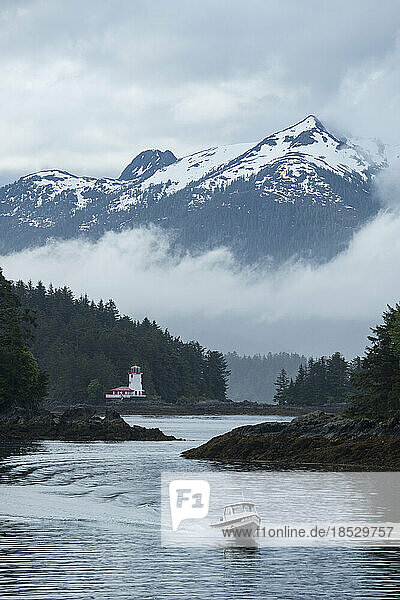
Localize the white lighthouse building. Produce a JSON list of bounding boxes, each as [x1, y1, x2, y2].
[[105, 365, 146, 401]]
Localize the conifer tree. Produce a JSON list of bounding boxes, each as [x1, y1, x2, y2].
[[273, 368, 290, 405], [347, 305, 400, 419], [87, 379, 103, 404], [204, 351, 230, 402], [0, 269, 47, 411]]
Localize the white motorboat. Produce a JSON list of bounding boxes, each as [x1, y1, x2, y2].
[[210, 501, 261, 540]]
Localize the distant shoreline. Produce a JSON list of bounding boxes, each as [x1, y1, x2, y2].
[[116, 404, 309, 416], [45, 401, 338, 417]]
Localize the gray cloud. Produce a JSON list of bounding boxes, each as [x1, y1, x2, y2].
[[0, 0, 400, 182], [1, 1, 399, 359], [2, 211, 400, 358], [374, 162, 400, 207]]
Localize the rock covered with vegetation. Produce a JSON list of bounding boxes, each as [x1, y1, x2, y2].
[[0, 405, 178, 441], [182, 411, 400, 470]]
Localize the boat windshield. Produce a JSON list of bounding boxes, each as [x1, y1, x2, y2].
[[225, 504, 254, 516]]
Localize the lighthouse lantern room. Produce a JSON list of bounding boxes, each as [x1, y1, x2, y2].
[[105, 365, 146, 401]]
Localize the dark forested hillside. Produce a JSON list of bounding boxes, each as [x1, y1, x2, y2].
[[12, 281, 229, 405], [346, 304, 400, 419], [225, 351, 306, 403], [0, 269, 47, 412], [162, 168, 377, 265]]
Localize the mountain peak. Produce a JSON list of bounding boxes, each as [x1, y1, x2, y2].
[[294, 114, 326, 131], [119, 149, 177, 182]]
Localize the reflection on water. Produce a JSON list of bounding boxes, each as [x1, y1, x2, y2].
[[0, 440, 43, 462], [0, 414, 400, 599]]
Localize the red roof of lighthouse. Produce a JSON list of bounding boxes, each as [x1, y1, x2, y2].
[[109, 386, 132, 391]]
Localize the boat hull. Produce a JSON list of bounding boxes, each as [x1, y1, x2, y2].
[[210, 514, 261, 541]]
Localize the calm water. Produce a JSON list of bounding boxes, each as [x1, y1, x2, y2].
[[0, 414, 400, 599]]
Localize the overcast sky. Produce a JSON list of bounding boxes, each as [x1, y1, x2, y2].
[[1, 0, 400, 186], [1, 0, 400, 359]]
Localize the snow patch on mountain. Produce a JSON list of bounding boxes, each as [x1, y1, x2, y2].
[[15, 170, 100, 205], [198, 116, 387, 192], [141, 141, 255, 194]]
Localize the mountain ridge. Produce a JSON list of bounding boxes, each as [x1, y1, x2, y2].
[[0, 116, 396, 263]]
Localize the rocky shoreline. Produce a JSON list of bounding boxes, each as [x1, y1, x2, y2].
[[45, 400, 313, 417], [182, 411, 400, 470], [0, 406, 178, 442]]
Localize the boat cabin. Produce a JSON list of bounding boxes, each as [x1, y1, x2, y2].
[[223, 502, 255, 518]]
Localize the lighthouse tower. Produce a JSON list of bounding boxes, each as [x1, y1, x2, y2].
[[128, 365, 145, 396], [105, 365, 146, 400]]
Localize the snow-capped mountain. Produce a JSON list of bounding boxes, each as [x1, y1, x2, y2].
[[0, 116, 395, 263], [140, 115, 387, 194]]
